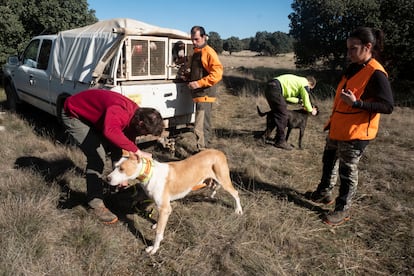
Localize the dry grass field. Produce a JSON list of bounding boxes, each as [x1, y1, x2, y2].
[[0, 52, 413, 275]]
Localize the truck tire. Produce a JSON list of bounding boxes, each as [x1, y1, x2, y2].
[[5, 83, 19, 112]]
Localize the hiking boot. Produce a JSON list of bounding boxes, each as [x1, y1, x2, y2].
[[324, 210, 350, 226], [261, 136, 275, 146], [274, 141, 293, 150], [88, 198, 118, 224], [305, 191, 335, 205]]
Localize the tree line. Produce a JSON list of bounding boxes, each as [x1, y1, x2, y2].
[[0, 0, 97, 67], [289, 0, 413, 81], [208, 31, 295, 56], [1, 0, 412, 83]]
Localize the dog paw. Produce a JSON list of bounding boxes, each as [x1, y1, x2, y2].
[[145, 244, 160, 255], [151, 223, 157, 230], [235, 208, 243, 215], [145, 246, 157, 254]]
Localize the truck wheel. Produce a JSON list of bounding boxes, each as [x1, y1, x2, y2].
[[5, 83, 19, 112]]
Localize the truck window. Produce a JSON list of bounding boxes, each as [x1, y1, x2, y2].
[[131, 40, 148, 76], [129, 38, 167, 79], [37, 39, 52, 70], [149, 40, 165, 75], [22, 39, 40, 68]]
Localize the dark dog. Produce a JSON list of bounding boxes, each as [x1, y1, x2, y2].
[[256, 106, 319, 149]]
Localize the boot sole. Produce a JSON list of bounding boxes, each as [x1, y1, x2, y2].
[[102, 217, 119, 225], [324, 216, 350, 226], [90, 207, 119, 225], [311, 198, 335, 205], [305, 192, 335, 205], [323, 199, 335, 206]]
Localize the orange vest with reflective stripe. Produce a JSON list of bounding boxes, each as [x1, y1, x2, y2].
[[190, 45, 222, 103], [327, 59, 387, 141]]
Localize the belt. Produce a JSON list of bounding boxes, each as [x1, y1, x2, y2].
[[193, 96, 216, 103]]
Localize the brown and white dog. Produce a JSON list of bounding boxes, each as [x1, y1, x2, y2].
[[107, 149, 243, 254]]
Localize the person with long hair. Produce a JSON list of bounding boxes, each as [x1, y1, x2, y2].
[[307, 27, 394, 225]]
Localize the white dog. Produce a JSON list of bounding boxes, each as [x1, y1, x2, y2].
[[107, 149, 243, 254]]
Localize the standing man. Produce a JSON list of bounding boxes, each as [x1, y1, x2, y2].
[[61, 89, 164, 224], [187, 26, 223, 151], [307, 27, 394, 225], [264, 74, 318, 150]]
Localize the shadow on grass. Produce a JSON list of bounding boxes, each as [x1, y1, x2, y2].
[[0, 100, 69, 144], [230, 170, 329, 217], [13, 155, 158, 247], [178, 191, 236, 211], [215, 127, 258, 139], [14, 156, 86, 209]]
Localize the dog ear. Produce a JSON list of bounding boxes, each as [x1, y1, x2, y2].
[[121, 149, 130, 158], [129, 152, 139, 161]]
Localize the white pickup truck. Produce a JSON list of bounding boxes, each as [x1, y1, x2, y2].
[[3, 18, 195, 132]]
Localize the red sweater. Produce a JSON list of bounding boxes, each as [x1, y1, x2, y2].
[[64, 89, 139, 152]]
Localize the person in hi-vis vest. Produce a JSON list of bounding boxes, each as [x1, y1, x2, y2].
[[307, 27, 394, 226], [187, 26, 223, 150]]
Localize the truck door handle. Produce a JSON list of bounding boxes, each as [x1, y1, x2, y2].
[[164, 92, 173, 97], [29, 75, 35, 85]]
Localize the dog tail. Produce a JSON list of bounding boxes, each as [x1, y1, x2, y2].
[[256, 106, 267, 117]]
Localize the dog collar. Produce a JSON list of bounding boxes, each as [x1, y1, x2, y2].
[[136, 157, 154, 184]]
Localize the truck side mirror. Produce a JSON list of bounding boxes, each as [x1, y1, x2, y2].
[[7, 56, 19, 65]]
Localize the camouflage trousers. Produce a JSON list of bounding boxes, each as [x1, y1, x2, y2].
[[316, 137, 369, 211]]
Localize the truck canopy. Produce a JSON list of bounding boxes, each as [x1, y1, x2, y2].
[[51, 18, 190, 84]]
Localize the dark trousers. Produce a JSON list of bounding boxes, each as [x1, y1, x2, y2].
[[264, 80, 289, 143], [61, 110, 121, 201]]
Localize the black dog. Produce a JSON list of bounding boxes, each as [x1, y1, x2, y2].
[[256, 106, 319, 149]]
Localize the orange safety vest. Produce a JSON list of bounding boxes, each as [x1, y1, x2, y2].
[[190, 45, 222, 103], [327, 59, 387, 141]]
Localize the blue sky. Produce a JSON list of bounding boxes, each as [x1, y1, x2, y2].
[[87, 0, 293, 39]]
